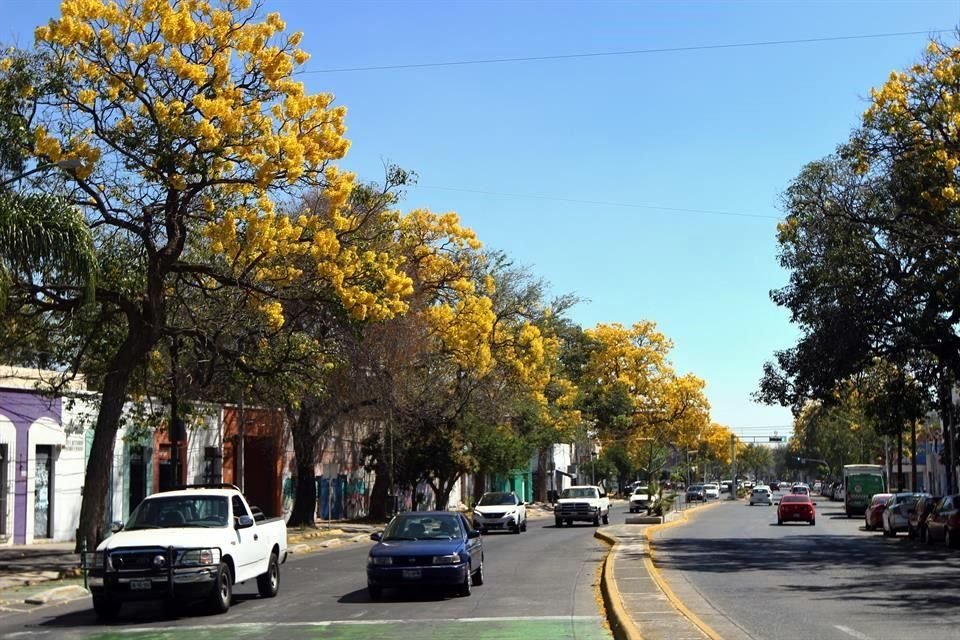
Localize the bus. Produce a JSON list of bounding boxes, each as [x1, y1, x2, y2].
[[842, 464, 886, 516]]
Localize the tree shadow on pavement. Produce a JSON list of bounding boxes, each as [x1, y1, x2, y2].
[[638, 524, 960, 614]]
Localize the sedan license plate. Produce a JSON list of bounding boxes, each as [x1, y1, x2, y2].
[[402, 569, 421, 580], [130, 580, 152, 591]]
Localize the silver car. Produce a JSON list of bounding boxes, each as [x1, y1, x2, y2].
[[882, 492, 923, 537], [749, 485, 773, 506]]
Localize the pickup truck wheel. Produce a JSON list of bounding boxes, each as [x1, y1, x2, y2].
[[592, 513, 600, 526], [208, 562, 233, 614], [554, 518, 562, 527], [92, 594, 121, 621], [257, 552, 280, 598], [602, 512, 609, 525]]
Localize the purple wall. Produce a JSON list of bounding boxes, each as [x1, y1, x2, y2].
[[0, 390, 60, 544]]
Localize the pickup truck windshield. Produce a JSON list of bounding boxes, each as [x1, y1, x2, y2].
[[560, 488, 598, 499], [125, 496, 229, 530]]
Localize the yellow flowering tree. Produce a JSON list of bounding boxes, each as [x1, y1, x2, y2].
[[0, 0, 413, 548], [581, 321, 711, 492]]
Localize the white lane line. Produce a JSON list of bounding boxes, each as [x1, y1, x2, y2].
[[834, 624, 875, 640], [100, 616, 602, 633]]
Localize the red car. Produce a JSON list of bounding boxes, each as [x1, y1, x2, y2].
[[777, 494, 816, 526], [864, 493, 894, 531]]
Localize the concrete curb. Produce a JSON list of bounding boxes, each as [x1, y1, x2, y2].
[[350, 533, 371, 543], [593, 530, 642, 640], [24, 584, 89, 605], [643, 501, 726, 640], [319, 538, 342, 549]]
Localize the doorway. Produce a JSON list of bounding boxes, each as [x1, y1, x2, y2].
[[34, 445, 52, 539], [129, 446, 146, 511], [243, 437, 277, 517], [158, 444, 174, 492]]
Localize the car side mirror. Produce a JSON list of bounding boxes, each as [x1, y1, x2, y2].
[[111, 521, 124, 533], [236, 515, 254, 529], [370, 532, 382, 542], [812, 502, 818, 506], [468, 529, 481, 539], [519, 502, 525, 506]]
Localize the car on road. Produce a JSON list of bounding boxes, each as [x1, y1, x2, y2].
[[749, 485, 773, 506], [554, 485, 610, 526], [768, 482, 780, 492], [704, 483, 721, 499], [86, 485, 287, 620], [909, 495, 942, 541], [777, 494, 816, 525], [367, 511, 484, 599], [629, 486, 654, 513], [925, 494, 960, 547], [472, 491, 527, 534], [790, 484, 811, 497], [686, 484, 706, 502], [864, 493, 894, 531], [881, 492, 923, 537]]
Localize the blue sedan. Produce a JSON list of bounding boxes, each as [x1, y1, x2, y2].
[[367, 511, 484, 599]]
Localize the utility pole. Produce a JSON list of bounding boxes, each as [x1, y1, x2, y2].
[[728, 434, 737, 501]]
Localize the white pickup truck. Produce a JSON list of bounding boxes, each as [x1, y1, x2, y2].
[[554, 485, 610, 526], [86, 485, 287, 620]]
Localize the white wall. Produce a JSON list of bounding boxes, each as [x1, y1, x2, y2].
[[185, 405, 222, 485]]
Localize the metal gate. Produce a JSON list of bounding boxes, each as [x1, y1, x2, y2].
[[0, 444, 6, 537], [34, 445, 52, 539]]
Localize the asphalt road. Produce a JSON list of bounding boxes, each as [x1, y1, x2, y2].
[[652, 490, 960, 640], [0, 515, 612, 640]]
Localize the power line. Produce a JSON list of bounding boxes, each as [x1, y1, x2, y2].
[[300, 29, 952, 74], [410, 184, 781, 220]]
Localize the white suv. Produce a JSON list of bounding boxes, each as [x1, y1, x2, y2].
[[750, 485, 773, 506], [473, 491, 527, 533]]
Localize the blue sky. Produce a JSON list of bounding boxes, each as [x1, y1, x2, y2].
[[5, 1, 959, 440]]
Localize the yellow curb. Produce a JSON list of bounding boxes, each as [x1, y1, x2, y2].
[[594, 530, 642, 640], [643, 501, 726, 640]]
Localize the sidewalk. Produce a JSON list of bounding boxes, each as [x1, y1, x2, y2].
[[597, 500, 739, 640]]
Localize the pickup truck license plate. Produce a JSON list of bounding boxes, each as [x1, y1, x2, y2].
[[402, 569, 421, 580], [130, 580, 152, 591]]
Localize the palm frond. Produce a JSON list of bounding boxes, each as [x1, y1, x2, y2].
[[0, 191, 97, 308]]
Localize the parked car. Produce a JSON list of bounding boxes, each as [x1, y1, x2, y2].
[[367, 511, 483, 599], [925, 494, 960, 547], [908, 495, 942, 541], [554, 485, 610, 526], [882, 492, 923, 537], [749, 485, 773, 506], [472, 492, 526, 534], [777, 494, 816, 525], [704, 483, 720, 500], [834, 483, 846, 502], [864, 493, 894, 531], [686, 484, 706, 502], [768, 482, 780, 492], [629, 486, 653, 513], [87, 485, 287, 620]]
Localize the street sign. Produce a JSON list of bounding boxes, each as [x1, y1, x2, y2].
[[768, 436, 784, 442]]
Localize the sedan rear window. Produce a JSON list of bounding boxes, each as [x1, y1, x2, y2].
[[781, 495, 810, 504]]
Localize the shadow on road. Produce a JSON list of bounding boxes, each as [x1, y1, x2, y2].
[[30, 594, 260, 628], [642, 506, 960, 613], [338, 586, 457, 604]]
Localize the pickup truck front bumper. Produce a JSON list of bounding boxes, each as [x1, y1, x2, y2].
[[555, 503, 602, 522], [86, 547, 222, 603]]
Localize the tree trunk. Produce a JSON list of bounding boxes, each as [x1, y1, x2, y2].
[[287, 402, 320, 527], [472, 472, 486, 506], [75, 333, 148, 552], [368, 459, 390, 521], [535, 448, 549, 503], [435, 474, 458, 510], [910, 420, 917, 493], [897, 429, 904, 492]]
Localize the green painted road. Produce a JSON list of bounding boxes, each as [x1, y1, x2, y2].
[[54, 617, 609, 640]]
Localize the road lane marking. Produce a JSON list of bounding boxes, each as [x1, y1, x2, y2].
[[834, 625, 875, 640]]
